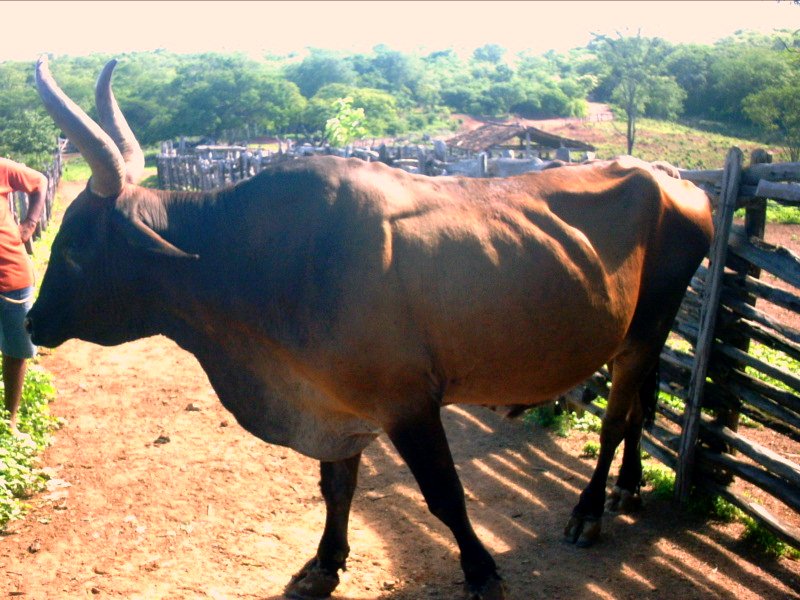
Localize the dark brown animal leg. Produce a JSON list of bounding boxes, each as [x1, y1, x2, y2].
[[565, 349, 655, 547], [608, 364, 658, 513], [387, 406, 504, 600], [285, 453, 361, 600]]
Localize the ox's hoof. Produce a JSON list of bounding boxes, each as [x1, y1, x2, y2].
[[564, 514, 602, 548], [465, 574, 506, 600], [284, 557, 340, 599], [606, 485, 643, 513]]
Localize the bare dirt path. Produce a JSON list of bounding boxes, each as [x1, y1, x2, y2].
[[2, 335, 798, 599], [1, 181, 798, 599]]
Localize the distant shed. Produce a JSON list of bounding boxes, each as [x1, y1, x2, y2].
[[446, 122, 595, 160]]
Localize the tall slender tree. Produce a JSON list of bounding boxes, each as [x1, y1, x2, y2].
[[592, 32, 682, 155]]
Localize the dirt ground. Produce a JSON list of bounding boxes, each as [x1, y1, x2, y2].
[[1, 186, 799, 600]]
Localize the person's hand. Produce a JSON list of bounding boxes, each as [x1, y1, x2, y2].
[[19, 219, 37, 244]]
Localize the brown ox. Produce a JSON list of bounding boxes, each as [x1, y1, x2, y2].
[[27, 58, 713, 599]]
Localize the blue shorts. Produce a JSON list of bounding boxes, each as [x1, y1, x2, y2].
[[0, 287, 36, 359]]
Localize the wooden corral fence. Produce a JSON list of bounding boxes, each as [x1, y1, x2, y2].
[[156, 142, 800, 547], [9, 146, 63, 250], [156, 140, 570, 191]]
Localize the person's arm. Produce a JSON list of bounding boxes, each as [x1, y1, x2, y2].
[[7, 163, 47, 244]]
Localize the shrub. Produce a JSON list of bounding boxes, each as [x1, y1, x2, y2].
[[0, 367, 60, 530]]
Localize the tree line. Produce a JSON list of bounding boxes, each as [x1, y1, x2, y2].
[[1, 28, 798, 170]]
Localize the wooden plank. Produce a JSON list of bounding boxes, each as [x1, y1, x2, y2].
[[732, 318, 800, 364], [718, 380, 800, 431], [676, 147, 743, 503], [716, 343, 800, 393], [720, 267, 800, 314], [680, 168, 723, 186], [743, 161, 800, 185], [728, 225, 800, 289], [698, 420, 800, 486], [728, 368, 800, 415], [755, 179, 800, 204], [718, 375, 800, 431], [697, 451, 800, 514]]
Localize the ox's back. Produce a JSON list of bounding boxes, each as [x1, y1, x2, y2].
[[191, 156, 711, 413]]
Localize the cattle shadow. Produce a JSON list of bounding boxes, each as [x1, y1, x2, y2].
[[318, 404, 799, 600]]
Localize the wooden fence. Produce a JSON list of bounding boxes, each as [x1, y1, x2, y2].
[[156, 143, 799, 547], [156, 141, 566, 191], [9, 147, 63, 250]]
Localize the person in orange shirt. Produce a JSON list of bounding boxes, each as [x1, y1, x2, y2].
[[0, 157, 46, 433]]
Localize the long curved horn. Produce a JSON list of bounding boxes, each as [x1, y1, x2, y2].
[[96, 60, 146, 184], [35, 56, 125, 198]]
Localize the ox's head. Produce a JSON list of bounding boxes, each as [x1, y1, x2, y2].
[[26, 58, 197, 348]]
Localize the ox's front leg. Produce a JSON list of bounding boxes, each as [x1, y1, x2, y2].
[[387, 405, 504, 600], [285, 453, 361, 600]]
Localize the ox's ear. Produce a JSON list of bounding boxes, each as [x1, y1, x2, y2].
[[111, 210, 199, 260]]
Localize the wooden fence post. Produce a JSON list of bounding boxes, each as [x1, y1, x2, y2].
[[709, 149, 772, 447], [675, 147, 743, 504]]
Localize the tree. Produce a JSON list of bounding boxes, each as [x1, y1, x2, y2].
[[284, 49, 357, 98], [744, 84, 800, 160], [743, 38, 800, 161], [0, 109, 58, 170], [592, 32, 683, 154], [324, 97, 367, 147], [162, 54, 306, 140], [309, 84, 403, 136]]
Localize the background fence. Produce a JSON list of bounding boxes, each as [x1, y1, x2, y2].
[[156, 140, 571, 191], [156, 142, 799, 547]]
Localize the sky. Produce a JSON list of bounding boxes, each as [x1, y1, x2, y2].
[[2, 0, 798, 62]]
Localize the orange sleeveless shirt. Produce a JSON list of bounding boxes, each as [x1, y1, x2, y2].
[[0, 158, 44, 292]]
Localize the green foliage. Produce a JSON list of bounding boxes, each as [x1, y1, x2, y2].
[[525, 404, 601, 438], [581, 440, 600, 459], [687, 490, 742, 522], [766, 200, 800, 225], [61, 156, 92, 182], [285, 49, 357, 98], [324, 97, 368, 147], [747, 340, 800, 394], [742, 516, 800, 559], [592, 32, 685, 154], [0, 367, 59, 530], [743, 77, 800, 161], [0, 110, 59, 171], [642, 464, 675, 500]]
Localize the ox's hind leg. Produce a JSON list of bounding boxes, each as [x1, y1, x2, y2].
[[607, 363, 659, 513], [387, 405, 504, 600], [285, 453, 361, 600], [564, 348, 658, 547]]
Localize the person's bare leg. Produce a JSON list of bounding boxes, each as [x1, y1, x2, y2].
[[3, 354, 26, 432]]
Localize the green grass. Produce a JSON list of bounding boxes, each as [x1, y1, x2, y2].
[[61, 156, 91, 182], [0, 367, 60, 529], [552, 117, 780, 171]]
